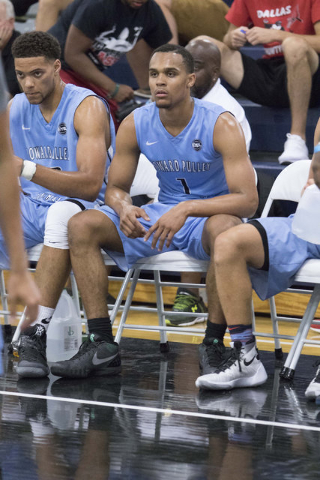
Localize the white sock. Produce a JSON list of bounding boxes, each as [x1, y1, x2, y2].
[[31, 305, 55, 331]]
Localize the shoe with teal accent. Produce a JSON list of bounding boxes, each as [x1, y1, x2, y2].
[[50, 333, 121, 379], [165, 288, 207, 327]]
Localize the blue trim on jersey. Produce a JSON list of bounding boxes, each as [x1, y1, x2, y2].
[[134, 98, 229, 205]]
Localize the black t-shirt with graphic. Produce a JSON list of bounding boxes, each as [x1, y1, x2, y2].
[[49, 0, 172, 71]]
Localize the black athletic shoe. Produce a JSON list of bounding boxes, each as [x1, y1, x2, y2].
[[50, 333, 121, 379], [198, 337, 230, 375], [51, 376, 122, 403], [16, 325, 49, 378]]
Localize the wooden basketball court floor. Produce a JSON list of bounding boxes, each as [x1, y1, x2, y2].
[[1, 308, 320, 480]]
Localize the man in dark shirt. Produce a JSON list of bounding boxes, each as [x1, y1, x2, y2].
[[48, 0, 172, 120], [0, 0, 20, 97]]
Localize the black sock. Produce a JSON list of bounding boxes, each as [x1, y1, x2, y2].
[[205, 321, 226, 341], [88, 317, 114, 343]]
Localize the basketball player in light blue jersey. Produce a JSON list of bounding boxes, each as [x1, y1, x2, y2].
[[49, 44, 258, 380], [6, 31, 115, 379], [195, 120, 320, 396], [0, 58, 40, 375]]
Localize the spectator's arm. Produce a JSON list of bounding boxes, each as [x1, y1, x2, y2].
[[64, 25, 134, 102]]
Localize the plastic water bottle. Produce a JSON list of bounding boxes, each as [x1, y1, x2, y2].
[[46, 290, 82, 362], [291, 183, 320, 244]]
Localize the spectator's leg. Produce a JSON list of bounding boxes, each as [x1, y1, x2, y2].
[[278, 37, 319, 164], [155, 0, 179, 44], [126, 39, 153, 91], [283, 36, 319, 140]]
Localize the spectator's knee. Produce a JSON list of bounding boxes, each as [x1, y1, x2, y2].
[[282, 36, 310, 62]]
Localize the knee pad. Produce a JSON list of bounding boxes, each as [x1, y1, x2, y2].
[[44, 200, 84, 249]]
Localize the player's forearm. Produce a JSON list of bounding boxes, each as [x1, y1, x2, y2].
[[0, 162, 28, 272], [105, 186, 133, 215], [64, 51, 117, 93], [25, 164, 103, 201], [179, 192, 259, 219]]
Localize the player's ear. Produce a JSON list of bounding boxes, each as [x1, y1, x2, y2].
[[187, 73, 196, 88], [53, 59, 61, 76]]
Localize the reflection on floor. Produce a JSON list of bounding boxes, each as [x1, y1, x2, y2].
[[0, 337, 320, 479]]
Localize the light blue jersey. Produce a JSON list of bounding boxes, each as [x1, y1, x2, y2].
[[134, 98, 229, 204], [10, 83, 115, 205]]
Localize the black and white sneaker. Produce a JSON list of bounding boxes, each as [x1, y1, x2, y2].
[[50, 333, 121, 379], [195, 341, 267, 390], [16, 325, 49, 378], [198, 337, 230, 375], [305, 361, 320, 400]]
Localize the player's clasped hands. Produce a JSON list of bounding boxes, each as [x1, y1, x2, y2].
[[119, 204, 150, 238], [144, 205, 188, 251]]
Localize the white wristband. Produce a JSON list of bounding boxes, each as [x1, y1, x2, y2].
[[21, 160, 37, 181]]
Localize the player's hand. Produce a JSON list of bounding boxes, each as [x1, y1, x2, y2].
[[119, 204, 150, 238], [246, 26, 279, 46], [230, 26, 249, 49], [144, 205, 188, 251], [7, 271, 41, 329], [114, 84, 134, 103]]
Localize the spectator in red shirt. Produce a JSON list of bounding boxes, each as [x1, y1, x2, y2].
[[195, 0, 320, 164]]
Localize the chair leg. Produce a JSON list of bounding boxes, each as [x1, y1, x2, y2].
[[0, 269, 10, 325], [280, 285, 320, 380], [114, 269, 140, 345], [154, 270, 169, 353], [269, 296, 283, 360], [109, 269, 134, 325]]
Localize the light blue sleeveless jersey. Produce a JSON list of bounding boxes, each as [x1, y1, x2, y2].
[[134, 98, 229, 204], [10, 83, 115, 205]]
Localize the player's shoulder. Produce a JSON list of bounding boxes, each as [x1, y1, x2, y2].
[[194, 97, 226, 116]]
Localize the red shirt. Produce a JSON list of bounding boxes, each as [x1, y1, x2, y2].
[[226, 0, 320, 58]]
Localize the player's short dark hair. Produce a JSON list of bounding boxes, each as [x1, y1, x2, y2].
[[12, 31, 61, 61], [152, 44, 194, 74]]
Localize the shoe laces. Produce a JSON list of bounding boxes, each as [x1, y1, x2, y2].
[[204, 338, 225, 367], [219, 342, 242, 373], [173, 293, 200, 311]]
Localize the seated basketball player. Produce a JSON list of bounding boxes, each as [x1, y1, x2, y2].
[[48, 44, 258, 379]]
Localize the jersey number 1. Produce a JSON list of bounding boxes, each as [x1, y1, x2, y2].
[[177, 178, 190, 195]]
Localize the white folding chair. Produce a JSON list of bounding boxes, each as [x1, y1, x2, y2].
[[105, 251, 209, 350], [252, 159, 320, 379]]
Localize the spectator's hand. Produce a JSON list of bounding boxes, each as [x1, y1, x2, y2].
[[119, 204, 150, 238], [246, 26, 279, 46], [312, 155, 320, 189], [230, 26, 249, 49], [0, 24, 12, 50], [302, 177, 315, 195], [144, 205, 188, 251], [114, 84, 134, 103], [7, 271, 41, 329]]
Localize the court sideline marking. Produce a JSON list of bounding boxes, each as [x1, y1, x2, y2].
[[1, 389, 320, 433]]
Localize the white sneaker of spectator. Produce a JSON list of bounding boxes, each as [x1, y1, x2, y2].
[[278, 133, 309, 164]]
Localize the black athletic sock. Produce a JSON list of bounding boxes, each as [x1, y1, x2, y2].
[[88, 317, 114, 343], [204, 321, 227, 342]]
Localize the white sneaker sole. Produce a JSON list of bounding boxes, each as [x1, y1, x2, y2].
[[165, 316, 206, 327], [195, 363, 268, 390]]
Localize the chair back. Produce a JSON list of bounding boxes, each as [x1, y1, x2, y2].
[[261, 160, 311, 218]]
